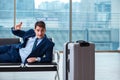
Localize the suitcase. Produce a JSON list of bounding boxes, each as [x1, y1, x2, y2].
[[63, 40, 95, 80]]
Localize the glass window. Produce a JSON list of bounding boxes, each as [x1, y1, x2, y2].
[[0, 0, 120, 51], [72, 0, 119, 50], [16, 0, 69, 50], [0, 0, 14, 38]]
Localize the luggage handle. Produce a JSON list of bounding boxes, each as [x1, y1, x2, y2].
[[76, 40, 90, 47]]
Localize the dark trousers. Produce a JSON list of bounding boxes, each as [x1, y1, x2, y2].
[[0, 45, 21, 63]]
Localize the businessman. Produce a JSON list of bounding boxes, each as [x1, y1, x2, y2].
[[0, 21, 54, 63]]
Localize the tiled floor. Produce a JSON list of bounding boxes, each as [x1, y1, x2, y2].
[[0, 52, 120, 80], [95, 52, 120, 80]]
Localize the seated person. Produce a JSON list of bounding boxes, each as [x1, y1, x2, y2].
[[0, 21, 55, 63]]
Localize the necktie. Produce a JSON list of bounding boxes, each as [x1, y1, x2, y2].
[[32, 38, 38, 50]]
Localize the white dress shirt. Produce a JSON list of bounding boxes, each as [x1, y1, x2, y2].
[[19, 37, 43, 63]]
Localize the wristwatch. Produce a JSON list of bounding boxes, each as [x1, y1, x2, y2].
[[35, 57, 41, 62]]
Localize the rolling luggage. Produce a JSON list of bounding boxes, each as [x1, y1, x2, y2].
[[63, 40, 95, 80]]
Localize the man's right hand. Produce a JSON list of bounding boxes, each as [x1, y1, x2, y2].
[[14, 22, 22, 30]]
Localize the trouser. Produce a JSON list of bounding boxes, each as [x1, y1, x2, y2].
[[0, 45, 21, 63]]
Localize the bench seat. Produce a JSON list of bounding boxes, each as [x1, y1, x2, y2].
[[0, 63, 57, 72]]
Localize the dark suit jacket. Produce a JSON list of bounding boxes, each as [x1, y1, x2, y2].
[[11, 28, 55, 63]]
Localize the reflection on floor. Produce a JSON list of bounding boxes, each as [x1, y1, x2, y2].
[[95, 52, 120, 80], [0, 52, 120, 80]]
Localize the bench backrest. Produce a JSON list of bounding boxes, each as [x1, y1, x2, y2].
[[0, 38, 20, 46]]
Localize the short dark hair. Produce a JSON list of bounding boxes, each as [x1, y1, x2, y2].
[[34, 21, 46, 30]]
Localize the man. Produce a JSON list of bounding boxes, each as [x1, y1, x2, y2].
[[0, 21, 54, 63]]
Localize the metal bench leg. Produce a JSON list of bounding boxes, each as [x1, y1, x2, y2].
[[55, 65, 60, 80]]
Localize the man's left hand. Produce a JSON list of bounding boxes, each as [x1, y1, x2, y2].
[[27, 57, 37, 63]]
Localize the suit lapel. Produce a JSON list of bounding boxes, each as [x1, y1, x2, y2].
[[22, 34, 35, 48], [37, 39, 46, 48], [32, 35, 47, 51]]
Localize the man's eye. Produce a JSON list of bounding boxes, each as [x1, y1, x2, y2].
[[37, 30, 40, 32]]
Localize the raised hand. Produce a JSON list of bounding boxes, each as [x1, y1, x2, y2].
[[15, 22, 22, 30]]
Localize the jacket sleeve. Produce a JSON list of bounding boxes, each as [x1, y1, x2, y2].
[[11, 27, 26, 38], [40, 42, 55, 63]]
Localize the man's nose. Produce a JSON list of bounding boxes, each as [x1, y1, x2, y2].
[[38, 31, 42, 35]]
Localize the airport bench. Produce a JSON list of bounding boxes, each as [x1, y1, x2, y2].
[[0, 38, 60, 80]]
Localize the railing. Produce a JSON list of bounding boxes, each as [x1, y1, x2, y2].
[[0, 12, 120, 50]]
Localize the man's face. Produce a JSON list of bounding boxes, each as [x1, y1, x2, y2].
[[34, 26, 46, 39]]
